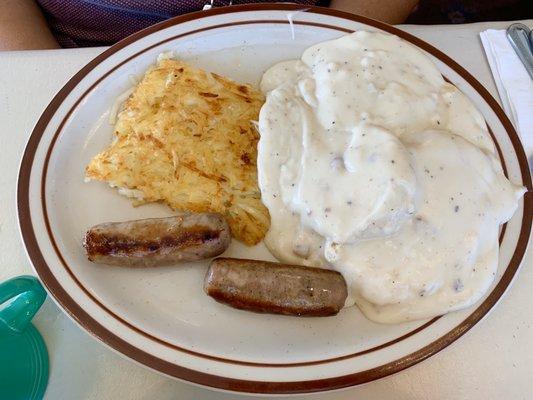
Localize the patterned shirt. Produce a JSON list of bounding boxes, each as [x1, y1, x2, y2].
[[37, 0, 325, 47]]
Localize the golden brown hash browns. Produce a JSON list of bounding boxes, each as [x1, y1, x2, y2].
[[86, 59, 270, 245]]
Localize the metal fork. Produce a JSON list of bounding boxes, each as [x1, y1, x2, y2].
[[506, 23, 533, 80]]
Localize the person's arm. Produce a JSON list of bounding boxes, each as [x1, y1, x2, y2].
[[0, 0, 58, 51], [329, 0, 419, 24]]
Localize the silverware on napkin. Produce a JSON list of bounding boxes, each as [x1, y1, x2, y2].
[[506, 23, 533, 80]]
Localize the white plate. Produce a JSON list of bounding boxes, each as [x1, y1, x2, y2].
[[17, 4, 532, 394]]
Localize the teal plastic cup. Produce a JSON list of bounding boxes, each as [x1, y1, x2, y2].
[[0, 275, 49, 400]]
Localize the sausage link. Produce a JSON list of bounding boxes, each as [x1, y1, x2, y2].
[[83, 213, 230, 267], [204, 258, 347, 316]]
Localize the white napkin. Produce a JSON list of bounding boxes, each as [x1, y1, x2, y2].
[[480, 29, 533, 159]]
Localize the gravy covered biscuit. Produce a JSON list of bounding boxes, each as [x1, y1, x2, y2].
[[257, 31, 525, 323]]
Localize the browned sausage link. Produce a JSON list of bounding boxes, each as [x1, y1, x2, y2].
[[204, 258, 348, 317], [83, 213, 230, 267]]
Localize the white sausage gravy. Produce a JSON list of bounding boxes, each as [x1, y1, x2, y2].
[[257, 31, 525, 323]]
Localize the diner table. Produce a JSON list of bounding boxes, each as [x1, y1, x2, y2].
[[0, 18, 531, 400]]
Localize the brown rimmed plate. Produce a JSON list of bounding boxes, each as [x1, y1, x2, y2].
[[17, 4, 532, 394]]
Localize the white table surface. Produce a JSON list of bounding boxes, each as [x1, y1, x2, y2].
[[1, 19, 531, 400]]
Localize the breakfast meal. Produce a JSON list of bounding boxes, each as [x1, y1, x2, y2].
[[204, 258, 348, 316], [83, 214, 230, 267], [85, 59, 270, 246], [84, 31, 525, 323]]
